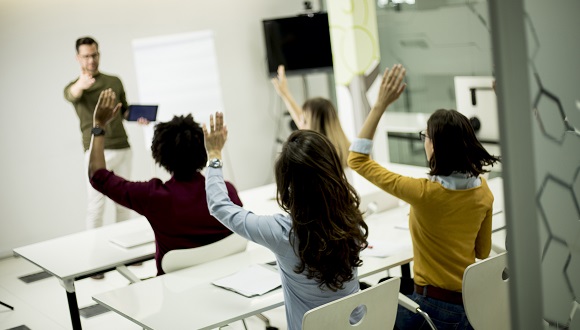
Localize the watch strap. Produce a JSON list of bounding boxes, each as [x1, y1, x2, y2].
[[91, 126, 105, 136]]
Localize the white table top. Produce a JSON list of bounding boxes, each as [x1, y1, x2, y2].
[[93, 176, 505, 330], [13, 217, 155, 280], [238, 183, 282, 216], [92, 206, 414, 330], [94, 245, 280, 330], [237, 162, 432, 217]]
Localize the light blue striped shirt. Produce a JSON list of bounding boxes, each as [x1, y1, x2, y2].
[[206, 167, 362, 330]]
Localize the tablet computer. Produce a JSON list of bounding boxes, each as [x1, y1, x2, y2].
[[127, 105, 158, 121]]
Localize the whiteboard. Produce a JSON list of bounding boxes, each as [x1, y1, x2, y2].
[[132, 30, 224, 147]]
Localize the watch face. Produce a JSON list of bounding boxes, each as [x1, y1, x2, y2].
[[208, 158, 223, 168], [91, 127, 105, 136]]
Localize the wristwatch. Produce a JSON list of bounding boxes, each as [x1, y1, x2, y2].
[[207, 158, 223, 168], [91, 126, 105, 136]]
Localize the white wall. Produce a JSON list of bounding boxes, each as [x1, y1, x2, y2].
[[0, 0, 319, 257]]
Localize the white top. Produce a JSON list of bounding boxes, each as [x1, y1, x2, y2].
[[13, 217, 154, 279], [92, 206, 415, 330]]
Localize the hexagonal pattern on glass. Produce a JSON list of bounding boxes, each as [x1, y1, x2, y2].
[[534, 93, 568, 143], [542, 240, 575, 324], [567, 254, 580, 303], [573, 167, 580, 216], [538, 212, 551, 257], [538, 176, 580, 248], [530, 71, 580, 144], [569, 305, 580, 330], [524, 4, 580, 328]]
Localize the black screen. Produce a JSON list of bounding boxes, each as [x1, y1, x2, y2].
[[263, 13, 333, 76]]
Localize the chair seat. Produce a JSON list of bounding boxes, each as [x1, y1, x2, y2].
[[161, 233, 248, 274]]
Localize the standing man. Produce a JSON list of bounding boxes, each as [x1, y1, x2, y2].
[[64, 36, 133, 231]]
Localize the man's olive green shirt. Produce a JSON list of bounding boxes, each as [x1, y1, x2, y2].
[[64, 72, 130, 151]]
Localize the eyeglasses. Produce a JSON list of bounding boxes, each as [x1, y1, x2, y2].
[[419, 130, 429, 142], [79, 53, 99, 60]]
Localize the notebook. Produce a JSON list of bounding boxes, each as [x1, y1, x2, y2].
[[212, 263, 281, 297], [108, 229, 155, 248]]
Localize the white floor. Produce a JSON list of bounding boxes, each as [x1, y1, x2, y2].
[[0, 256, 288, 330]]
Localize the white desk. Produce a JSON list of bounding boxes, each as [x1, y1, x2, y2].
[[236, 163, 428, 217], [237, 183, 281, 216], [93, 205, 414, 330], [94, 245, 280, 330], [13, 217, 155, 330], [238, 177, 420, 279], [93, 177, 505, 330]]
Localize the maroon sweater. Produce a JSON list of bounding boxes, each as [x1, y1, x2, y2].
[[90, 169, 242, 275]]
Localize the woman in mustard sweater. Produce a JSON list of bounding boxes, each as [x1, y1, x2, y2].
[[348, 64, 501, 330]]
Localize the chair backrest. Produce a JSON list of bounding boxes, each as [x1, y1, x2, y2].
[[161, 233, 248, 274], [302, 277, 400, 330], [462, 252, 510, 330]]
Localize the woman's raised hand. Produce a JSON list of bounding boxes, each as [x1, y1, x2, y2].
[[270, 65, 289, 97], [375, 64, 407, 112], [203, 112, 228, 159]]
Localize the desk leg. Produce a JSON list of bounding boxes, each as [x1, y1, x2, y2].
[[400, 263, 414, 295], [60, 279, 82, 330], [0, 300, 14, 310], [116, 265, 141, 283], [401, 263, 411, 278]]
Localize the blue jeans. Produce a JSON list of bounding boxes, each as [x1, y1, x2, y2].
[[395, 291, 473, 330]]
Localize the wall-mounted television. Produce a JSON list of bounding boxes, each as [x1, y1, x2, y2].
[[262, 12, 333, 77]]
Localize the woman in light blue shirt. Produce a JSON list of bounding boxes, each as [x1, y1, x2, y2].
[[203, 113, 368, 330]]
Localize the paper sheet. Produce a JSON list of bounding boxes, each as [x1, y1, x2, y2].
[[212, 264, 281, 297], [361, 239, 413, 258]]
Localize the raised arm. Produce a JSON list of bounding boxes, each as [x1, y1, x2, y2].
[[88, 89, 122, 178], [203, 113, 287, 249], [358, 64, 407, 140], [349, 64, 420, 203], [65, 71, 95, 101], [270, 65, 307, 129]]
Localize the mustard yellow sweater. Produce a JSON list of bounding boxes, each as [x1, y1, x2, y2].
[[348, 151, 492, 292]]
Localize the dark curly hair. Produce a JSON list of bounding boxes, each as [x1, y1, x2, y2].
[[275, 130, 368, 291], [151, 114, 207, 181], [427, 109, 501, 176]]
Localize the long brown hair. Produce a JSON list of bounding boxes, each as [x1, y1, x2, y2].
[[427, 109, 500, 176], [303, 98, 351, 168], [275, 130, 368, 291]]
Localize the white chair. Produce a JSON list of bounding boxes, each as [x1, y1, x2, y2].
[[462, 252, 510, 330], [161, 233, 248, 273], [302, 277, 400, 330], [161, 234, 278, 330]]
